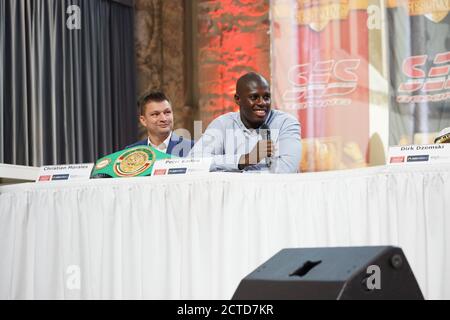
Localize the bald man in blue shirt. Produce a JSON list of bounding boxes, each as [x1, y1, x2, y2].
[[190, 72, 302, 173]]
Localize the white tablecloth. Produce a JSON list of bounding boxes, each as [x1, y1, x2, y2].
[[1, 164, 449, 300]]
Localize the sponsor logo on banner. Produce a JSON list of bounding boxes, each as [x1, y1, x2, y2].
[[274, 0, 369, 32], [387, 0, 450, 22], [283, 58, 361, 109], [52, 174, 70, 181], [38, 175, 52, 181], [397, 51, 450, 103], [297, 1, 350, 32], [390, 156, 405, 163], [153, 169, 167, 176], [407, 155, 430, 162], [168, 168, 188, 175]]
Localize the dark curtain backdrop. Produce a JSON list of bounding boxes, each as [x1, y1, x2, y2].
[[0, 0, 137, 166]]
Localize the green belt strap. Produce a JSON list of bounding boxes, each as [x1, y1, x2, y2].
[[91, 145, 173, 178]]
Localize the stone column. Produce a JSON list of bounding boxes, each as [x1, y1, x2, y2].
[[135, 0, 188, 138]]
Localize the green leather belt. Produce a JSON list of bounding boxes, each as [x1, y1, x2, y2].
[[91, 145, 173, 178]]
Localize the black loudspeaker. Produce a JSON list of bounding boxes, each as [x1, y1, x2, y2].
[[232, 246, 424, 300]]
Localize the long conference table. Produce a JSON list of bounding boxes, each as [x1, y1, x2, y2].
[[0, 163, 449, 300]]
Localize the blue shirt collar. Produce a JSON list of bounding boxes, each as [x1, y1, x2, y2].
[[235, 110, 274, 132]]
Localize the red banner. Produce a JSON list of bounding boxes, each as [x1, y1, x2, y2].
[[387, 0, 450, 146], [272, 0, 371, 171]]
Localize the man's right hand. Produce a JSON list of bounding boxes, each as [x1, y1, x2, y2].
[[238, 140, 274, 170]]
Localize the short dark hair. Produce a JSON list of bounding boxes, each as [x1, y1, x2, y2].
[[138, 91, 171, 115], [236, 72, 269, 95]]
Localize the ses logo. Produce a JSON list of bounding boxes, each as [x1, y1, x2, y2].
[[397, 51, 450, 104], [283, 59, 361, 110]]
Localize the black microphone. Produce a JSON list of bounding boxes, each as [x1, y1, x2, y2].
[[260, 124, 272, 168]]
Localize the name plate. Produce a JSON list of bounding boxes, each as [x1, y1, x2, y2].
[[36, 163, 94, 182], [151, 158, 212, 176], [388, 144, 450, 165]]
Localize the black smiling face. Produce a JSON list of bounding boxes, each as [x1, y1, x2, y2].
[[235, 73, 271, 129]]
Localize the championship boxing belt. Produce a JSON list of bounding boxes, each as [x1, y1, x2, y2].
[[91, 145, 173, 178], [435, 134, 450, 144], [435, 128, 450, 144]]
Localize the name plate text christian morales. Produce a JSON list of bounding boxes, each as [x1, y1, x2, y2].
[[388, 144, 450, 165], [36, 163, 94, 182]]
